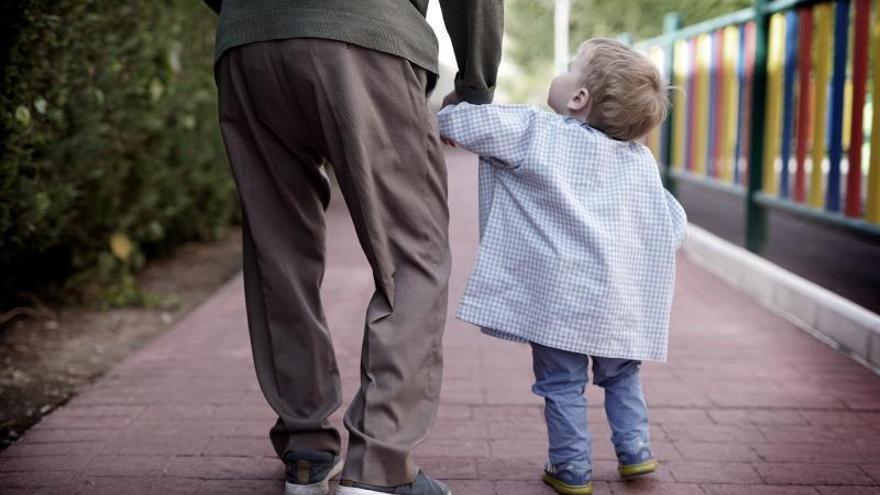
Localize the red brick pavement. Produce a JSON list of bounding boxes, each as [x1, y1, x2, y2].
[[2, 149, 880, 494]]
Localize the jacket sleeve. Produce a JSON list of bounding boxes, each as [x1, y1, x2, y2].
[[203, 0, 222, 14], [437, 103, 538, 169], [438, 0, 503, 104], [664, 189, 688, 249]]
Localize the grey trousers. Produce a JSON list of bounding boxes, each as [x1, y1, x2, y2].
[[215, 38, 450, 486]]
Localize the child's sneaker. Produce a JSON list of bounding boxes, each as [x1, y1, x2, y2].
[[617, 447, 658, 478], [541, 462, 593, 495]]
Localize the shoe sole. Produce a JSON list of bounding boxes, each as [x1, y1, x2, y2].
[[541, 474, 593, 495], [335, 485, 452, 495], [618, 459, 658, 479], [284, 460, 344, 495]]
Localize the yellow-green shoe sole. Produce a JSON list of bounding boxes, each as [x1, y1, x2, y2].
[[618, 459, 658, 478], [541, 474, 593, 495]]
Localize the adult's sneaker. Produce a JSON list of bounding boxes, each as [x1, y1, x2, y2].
[[283, 450, 343, 495], [336, 470, 451, 495]]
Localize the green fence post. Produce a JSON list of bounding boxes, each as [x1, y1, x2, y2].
[[746, 0, 770, 253], [661, 13, 682, 195]]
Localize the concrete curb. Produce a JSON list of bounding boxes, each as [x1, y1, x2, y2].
[[681, 224, 880, 374]]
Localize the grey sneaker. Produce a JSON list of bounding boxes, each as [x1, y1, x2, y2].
[[336, 471, 451, 495], [283, 450, 343, 495]]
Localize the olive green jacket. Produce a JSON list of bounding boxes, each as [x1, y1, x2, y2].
[[203, 0, 502, 103]]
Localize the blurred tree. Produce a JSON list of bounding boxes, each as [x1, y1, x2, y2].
[[0, 0, 236, 307], [502, 0, 753, 102]]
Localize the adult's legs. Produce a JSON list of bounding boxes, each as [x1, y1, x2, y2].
[[241, 39, 449, 486], [218, 37, 451, 486], [216, 44, 342, 457]]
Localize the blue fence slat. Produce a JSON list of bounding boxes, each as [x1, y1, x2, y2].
[[779, 9, 799, 199], [826, 0, 849, 212], [733, 22, 748, 184]]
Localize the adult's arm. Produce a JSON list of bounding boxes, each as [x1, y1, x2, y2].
[[203, 0, 222, 14], [439, 0, 503, 104]]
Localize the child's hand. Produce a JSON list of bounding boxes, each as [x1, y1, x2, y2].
[[441, 90, 461, 109]]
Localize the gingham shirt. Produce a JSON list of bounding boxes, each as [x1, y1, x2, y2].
[[438, 103, 687, 362]]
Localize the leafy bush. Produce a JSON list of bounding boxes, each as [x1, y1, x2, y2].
[[0, 0, 237, 306]]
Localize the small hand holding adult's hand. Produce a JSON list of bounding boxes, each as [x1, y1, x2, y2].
[[441, 90, 461, 109], [439, 91, 461, 147]]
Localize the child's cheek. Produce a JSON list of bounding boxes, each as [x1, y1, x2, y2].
[[547, 77, 566, 113]]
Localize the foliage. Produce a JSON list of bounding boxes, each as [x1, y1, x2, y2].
[[502, 0, 754, 101], [0, 0, 236, 307]]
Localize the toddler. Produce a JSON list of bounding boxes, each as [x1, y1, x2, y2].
[[437, 39, 687, 495]]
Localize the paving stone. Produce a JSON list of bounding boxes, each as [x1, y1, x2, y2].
[[754, 463, 874, 485], [72, 476, 201, 495], [610, 480, 706, 494], [414, 457, 479, 479], [649, 408, 714, 425], [446, 479, 497, 494], [201, 437, 276, 457], [102, 434, 211, 456], [752, 443, 866, 464], [661, 424, 767, 444], [0, 471, 73, 488], [2, 441, 102, 457], [757, 425, 840, 444], [674, 442, 760, 462], [666, 461, 762, 484], [415, 439, 491, 458], [702, 485, 819, 494], [164, 455, 283, 480], [707, 409, 807, 426], [0, 455, 91, 472], [194, 479, 280, 494], [85, 455, 171, 477], [860, 464, 880, 483], [816, 487, 880, 495], [800, 410, 868, 426]]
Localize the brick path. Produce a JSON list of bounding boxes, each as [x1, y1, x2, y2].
[[3, 149, 880, 495]]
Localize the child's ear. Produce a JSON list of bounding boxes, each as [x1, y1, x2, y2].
[[567, 88, 590, 113]]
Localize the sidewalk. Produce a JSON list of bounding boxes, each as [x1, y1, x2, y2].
[[2, 149, 879, 495]]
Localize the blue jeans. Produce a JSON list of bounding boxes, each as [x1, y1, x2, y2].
[[531, 343, 651, 472]]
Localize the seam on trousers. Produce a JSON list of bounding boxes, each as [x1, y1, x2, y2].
[[228, 48, 296, 420], [243, 213, 289, 419], [305, 40, 395, 312]]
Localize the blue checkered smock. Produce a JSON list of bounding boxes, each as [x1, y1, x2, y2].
[[438, 103, 687, 362]]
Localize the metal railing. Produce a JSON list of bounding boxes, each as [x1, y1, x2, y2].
[[637, 0, 880, 252]]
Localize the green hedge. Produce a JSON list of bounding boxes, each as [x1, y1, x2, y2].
[[0, 0, 237, 306]]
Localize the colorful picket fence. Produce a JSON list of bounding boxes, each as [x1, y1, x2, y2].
[[639, 0, 880, 252]]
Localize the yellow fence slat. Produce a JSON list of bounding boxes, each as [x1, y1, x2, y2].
[[810, 3, 833, 208], [868, 2, 880, 224], [722, 25, 740, 183], [695, 33, 711, 175], [672, 40, 689, 170], [842, 79, 853, 152], [647, 47, 665, 159], [763, 13, 786, 195]]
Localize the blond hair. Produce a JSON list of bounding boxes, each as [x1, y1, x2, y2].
[[576, 39, 668, 142]]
